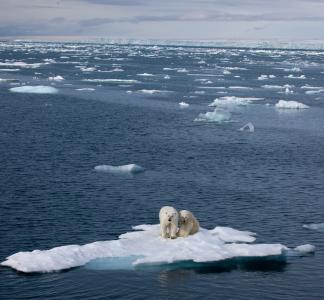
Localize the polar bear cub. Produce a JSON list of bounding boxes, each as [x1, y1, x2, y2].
[[177, 210, 200, 237], [159, 206, 179, 239]]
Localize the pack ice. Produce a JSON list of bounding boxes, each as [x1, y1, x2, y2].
[[0, 224, 314, 273]]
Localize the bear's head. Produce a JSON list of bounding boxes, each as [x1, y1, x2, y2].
[[179, 210, 192, 225], [165, 211, 177, 223]]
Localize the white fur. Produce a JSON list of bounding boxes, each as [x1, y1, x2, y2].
[[159, 206, 179, 239], [177, 210, 200, 237]]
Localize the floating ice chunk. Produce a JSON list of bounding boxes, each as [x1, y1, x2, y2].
[[286, 244, 316, 257], [285, 74, 306, 79], [80, 67, 96, 72], [228, 86, 252, 90], [83, 79, 139, 84], [76, 88, 95, 91], [239, 122, 255, 132], [177, 68, 188, 73], [94, 164, 145, 174], [0, 68, 20, 72], [194, 109, 231, 123], [305, 90, 324, 95], [164, 75, 170, 79], [209, 96, 263, 108], [10, 85, 58, 94], [258, 75, 268, 80], [283, 67, 301, 72], [1, 224, 294, 273], [137, 73, 154, 76], [48, 75, 64, 81], [0, 61, 45, 68], [223, 69, 231, 75], [275, 100, 309, 109], [137, 89, 169, 94], [194, 91, 205, 95], [303, 223, 324, 231], [179, 101, 189, 108]]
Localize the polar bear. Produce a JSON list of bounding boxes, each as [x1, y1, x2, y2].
[[159, 206, 179, 239], [177, 210, 200, 237]]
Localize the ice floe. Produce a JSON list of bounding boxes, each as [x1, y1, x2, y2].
[[137, 73, 154, 76], [137, 89, 169, 94], [0, 61, 46, 68], [48, 75, 64, 81], [0, 224, 314, 273], [9, 85, 59, 94], [303, 223, 324, 231], [76, 88, 95, 91], [194, 109, 231, 123], [239, 122, 255, 132], [179, 101, 189, 108], [275, 100, 309, 109], [83, 79, 139, 84], [209, 96, 263, 108], [94, 164, 145, 174]]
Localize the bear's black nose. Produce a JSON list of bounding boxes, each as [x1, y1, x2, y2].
[[168, 218, 171, 222]]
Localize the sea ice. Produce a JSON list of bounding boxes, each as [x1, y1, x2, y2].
[[209, 96, 263, 108], [9, 85, 58, 94], [48, 75, 64, 81], [303, 223, 324, 231], [1, 224, 308, 273], [179, 101, 189, 108], [194, 109, 231, 123], [239, 122, 255, 132], [275, 100, 309, 109], [83, 79, 139, 84], [94, 164, 145, 174]]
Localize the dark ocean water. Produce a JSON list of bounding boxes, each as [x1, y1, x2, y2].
[[1, 41, 324, 299]]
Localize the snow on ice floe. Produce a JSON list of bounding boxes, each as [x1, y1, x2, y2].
[[194, 109, 231, 123], [179, 101, 189, 108], [285, 74, 306, 79], [94, 164, 145, 174], [9, 85, 58, 94], [275, 100, 309, 109], [239, 122, 255, 132], [209, 96, 263, 108], [0, 224, 314, 273], [0, 68, 20, 72], [303, 223, 324, 231], [48, 75, 64, 81]]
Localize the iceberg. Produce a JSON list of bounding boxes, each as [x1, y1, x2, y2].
[[303, 223, 324, 231], [1, 224, 314, 273], [9, 85, 58, 94], [94, 164, 145, 174], [194, 109, 231, 123], [239, 122, 255, 132], [275, 100, 309, 109]]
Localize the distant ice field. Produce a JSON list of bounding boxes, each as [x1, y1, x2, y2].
[[1, 40, 324, 300]]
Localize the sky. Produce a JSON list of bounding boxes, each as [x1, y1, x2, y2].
[[1, 0, 324, 41]]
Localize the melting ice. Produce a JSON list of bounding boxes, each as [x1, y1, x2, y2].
[[0, 224, 314, 273]]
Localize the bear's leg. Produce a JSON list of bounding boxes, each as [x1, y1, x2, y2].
[[161, 224, 168, 238], [170, 223, 178, 239]]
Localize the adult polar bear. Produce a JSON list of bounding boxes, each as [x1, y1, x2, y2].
[[177, 210, 200, 237], [159, 206, 179, 239]]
